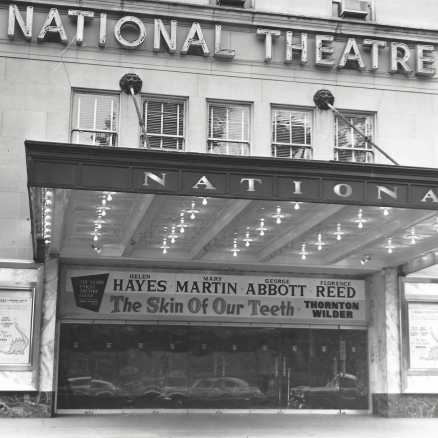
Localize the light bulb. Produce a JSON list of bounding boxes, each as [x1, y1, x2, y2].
[[163, 248, 167, 254], [107, 194, 112, 201], [318, 244, 322, 251], [389, 248, 392, 253], [337, 235, 341, 241], [180, 227, 185, 233], [171, 238, 175, 243], [191, 213, 195, 220], [384, 208, 388, 216], [277, 217, 281, 224], [260, 230, 264, 236], [295, 203, 300, 210], [101, 210, 106, 216], [202, 198, 207, 205], [411, 238, 415, 244], [102, 199, 106, 205], [246, 241, 249, 247], [358, 222, 363, 229], [97, 223, 102, 229], [233, 251, 237, 257], [94, 235, 98, 241], [302, 254, 306, 260]]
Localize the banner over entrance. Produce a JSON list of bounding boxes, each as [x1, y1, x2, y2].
[[62, 268, 367, 325]]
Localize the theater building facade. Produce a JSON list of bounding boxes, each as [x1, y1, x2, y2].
[[1, 0, 438, 418]]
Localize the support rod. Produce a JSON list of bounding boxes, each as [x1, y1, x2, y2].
[[129, 86, 151, 149], [328, 103, 399, 166]]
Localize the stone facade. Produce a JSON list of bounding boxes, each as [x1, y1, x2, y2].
[[1, 0, 438, 417]]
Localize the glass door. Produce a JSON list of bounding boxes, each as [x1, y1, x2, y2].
[[280, 328, 310, 410], [339, 328, 369, 411], [187, 326, 220, 409], [154, 326, 190, 409], [57, 323, 93, 410], [307, 328, 341, 411]]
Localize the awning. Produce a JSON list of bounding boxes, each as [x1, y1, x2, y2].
[[25, 140, 438, 275]]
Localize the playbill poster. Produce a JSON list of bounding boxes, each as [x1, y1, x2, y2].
[[0, 289, 33, 365], [409, 302, 438, 369]]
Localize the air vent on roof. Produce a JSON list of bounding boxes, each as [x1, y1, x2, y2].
[[217, 0, 246, 7], [339, 0, 369, 19]]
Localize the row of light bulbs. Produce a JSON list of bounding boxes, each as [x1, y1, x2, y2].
[[92, 192, 115, 253], [42, 189, 53, 243]]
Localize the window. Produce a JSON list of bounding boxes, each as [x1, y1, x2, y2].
[[271, 108, 312, 159], [334, 113, 374, 163], [71, 92, 118, 147], [143, 98, 185, 150], [207, 103, 250, 155]]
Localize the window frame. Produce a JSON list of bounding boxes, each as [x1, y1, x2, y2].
[[271, 105, 314, 160], [333, 110, 375, 163], [207, 100, 251, 156], [70, 90, 120, 147], [141, 94, 187, 151]]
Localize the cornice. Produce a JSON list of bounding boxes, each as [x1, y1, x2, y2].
[[4, 0, 438, 43]]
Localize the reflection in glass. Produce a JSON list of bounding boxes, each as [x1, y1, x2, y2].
[[57, 324, 369, 411]]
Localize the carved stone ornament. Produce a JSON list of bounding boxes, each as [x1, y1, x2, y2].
[[313, 89, 335, 110], [119, 73, 143, 95]]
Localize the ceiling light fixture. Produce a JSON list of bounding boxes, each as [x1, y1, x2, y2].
[[242, 228, 253, 247], [406, 227, 418, 244], [231, 238, 240, 257], [299, 243, 308, 260], [160, 238, 170, 254], [179, 212, 188, 233], [272, 206, 284, 224], [168, 226, 179, 244], [380, 207, 390, 216], [293, 202, 301, 210], [385, 238, 395, 253], [256, 218, 267, 236], [355, 209, 366, 229], [334, 223, 344, 241], [316, 233, 325, 251], [186, 201, 200, 220]]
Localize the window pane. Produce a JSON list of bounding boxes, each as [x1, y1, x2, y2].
[[272, 145, 311, 159], [71, 93, 118, 146], [209, 105, 249, 146], [272, 109, 312, 160], [143, 100, 185, 150], [208, 141, 249, 156], [334, 114, 374, 162], [72, 94, 118, 132]]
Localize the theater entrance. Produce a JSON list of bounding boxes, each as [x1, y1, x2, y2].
[[57, 323, 368, 413]]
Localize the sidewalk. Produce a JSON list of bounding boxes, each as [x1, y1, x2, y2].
[[1, 414, 437, 438]]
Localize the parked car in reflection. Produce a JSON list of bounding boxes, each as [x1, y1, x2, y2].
[[59, 376, 123, 398], [187, 377, 262, 400], [288, 374, 366, 410]]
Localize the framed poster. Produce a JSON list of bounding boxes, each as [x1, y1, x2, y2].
[[400, 279, 438, 385], [408, 302, 438, 370], [0, 287, 35, 370]]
